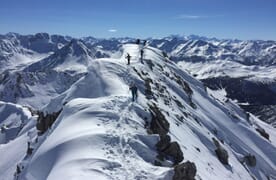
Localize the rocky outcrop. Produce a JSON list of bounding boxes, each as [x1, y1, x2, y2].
[[149, 103, 169, 136], [215, 147, 229, 165], [156, 135, 184, 164], [163, 142, 184, 164], [256, 127, 270, 140], [244, 154, 257, 167], [36, 110, 62, 134], [173, 161, 197, 180], [148, 104, 184, 165], [173, 73, 196, 109], [212, 138, 229, 165]]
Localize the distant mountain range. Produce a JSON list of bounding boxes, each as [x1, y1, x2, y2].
[[0, 32, 275, 126]]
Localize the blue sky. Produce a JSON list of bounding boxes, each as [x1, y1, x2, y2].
[[0, 0, 276, 40]]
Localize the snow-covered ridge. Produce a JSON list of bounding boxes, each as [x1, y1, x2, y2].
[[24, 39, 95, 73], [2, 44, 273, 180]]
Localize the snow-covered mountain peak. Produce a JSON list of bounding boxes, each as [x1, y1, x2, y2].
[[24, 39, 95, 73], [64, 39, 92, 57], [30, 33, 50, 42]]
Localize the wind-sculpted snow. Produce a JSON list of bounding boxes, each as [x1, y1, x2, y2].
[[23, 97, 171, 180], [0, 102, 37, 179], [0, 101, 32, 143], [43, 58, 130, 114], [0, 43, 275, 180]]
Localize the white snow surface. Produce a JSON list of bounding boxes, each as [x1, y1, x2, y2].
[[178, 60, 276, 82], [0, 44, 275, 180], [0, 52, 50, 73], [0, 101, 37, 179]]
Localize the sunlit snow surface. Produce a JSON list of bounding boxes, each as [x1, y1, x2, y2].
[[0, 44, 275, 180]]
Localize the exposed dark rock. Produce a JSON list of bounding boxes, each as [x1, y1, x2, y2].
[[244, 154, 257, 167], [256, 127, 270, 140], [174, 73, 193, 96], [16, 164, 21, 174], [155, 135, 184, 164], [26, 142, 33, 155], [154, 158, 163, 166], [193, 117, 201, 126], [176, 115, 184, 123], [212, 138, 229, 165], [212, 137, 220, 147], [202, 77, 276, 126], [173, 161, 197, 180], [163, 142, 184, 164], [148, 103, 184, 165], [162, 51, 168, 58], [174, 99, 184, 108], [215, 147, 229, 165], [36, 110, 62, 135], [195, 147, 201, 152], [189, 101, 197, 109], [202, 77, 276, 105], [156, 135, 171, 151], [149, 103, 169, 136]]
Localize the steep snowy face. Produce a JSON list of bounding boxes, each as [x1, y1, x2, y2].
[[0, 101, 35, 143], [0, 71, 82, 109], [10, 33, 71, 54], [16, 44, 276, 180], [0, 37, 32, 72], [0, 39, 94, 109], [0, 101, 37, 179], [24, 39, 95, 73], [148, 36, 276, 126], [0, 33, 64, 73]]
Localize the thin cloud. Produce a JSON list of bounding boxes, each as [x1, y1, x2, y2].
[[175, 14, 223, 20], [108, 29, 117, 33], [176, 15, 204, 19]]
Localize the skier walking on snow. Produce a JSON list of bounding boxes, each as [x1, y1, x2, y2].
[[126, 53, 131, 65], [129, 83, 138, 102], [140, 49, 144, 63]]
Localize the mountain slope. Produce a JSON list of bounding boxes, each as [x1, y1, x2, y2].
[[0, 101, 37, 179], [148, 36, 276, 126], [0, 39, 95, 109], [24, 39, 95, 73], [1, 32, 275, 126], [0, 33, 72, 73], [6, 44, 274, 180], [0, 70, 82, 109]]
